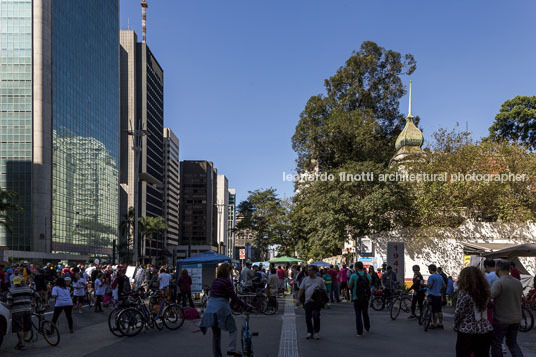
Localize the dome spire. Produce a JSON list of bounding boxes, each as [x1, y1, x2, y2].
[[408, 80, 413, 117], [390, 80, 424, 165]]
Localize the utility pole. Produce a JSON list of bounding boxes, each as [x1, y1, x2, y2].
[[126, 121, 147, 265]]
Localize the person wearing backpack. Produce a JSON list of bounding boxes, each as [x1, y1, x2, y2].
[[348, 262, 371, 337]]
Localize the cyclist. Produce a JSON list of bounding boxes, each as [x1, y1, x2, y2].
[[381, 266, 397, 302], [7, 276, 39, 350], [427, 264, 445, 329], [408, 265, 425, 319], [199, 263, 246, 357]]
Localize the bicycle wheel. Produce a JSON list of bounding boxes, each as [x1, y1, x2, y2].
[[254, 295, 268, 313], [401, 297, 412, 313], [390, 298, 401, 320], [42, 320, 60, 346], [23, 328, 33, 342], [154, 316, 164, 330], [519, 306, 534, 332], [108, 308, 124, 337], [371, 297, 384, 311], [163, 304, 185, 330], [418, 303, 426, 325], [117, 308, 144, 337], [231, 299, 245, 315], [263, 297, 278, 315], [423, 307, 432, 332]]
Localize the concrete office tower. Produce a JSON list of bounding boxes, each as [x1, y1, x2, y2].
[[119, 29, 165, 264], [216, 175, 229, 255], [179, 161, 218, 258], [0, 0, 119, 261], [163, 128, 179, 247], [227, 189, 237, 258]]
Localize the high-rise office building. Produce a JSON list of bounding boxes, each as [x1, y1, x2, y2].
[[163, 128, 179, 247], [0, 0, 119, 261], [227, 189, 237, 258], [119, 29, 164, 263], [179, 160, 218, 258], [216, 175, 228, 255]]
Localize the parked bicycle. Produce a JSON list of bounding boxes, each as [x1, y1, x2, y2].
[[390, 290, 412, 320], [116, 289, 185, 337], [371, 289, 396, 311], [24, 310, 60, 346], [519, 302, 534, 332], [419, 296, 433, 331], [232, 293, 269, 315]]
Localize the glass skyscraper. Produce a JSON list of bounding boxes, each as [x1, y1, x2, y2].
[[51, 0, 119, 257], [0, 0, 33, 251], [0, 0, 119, 260]]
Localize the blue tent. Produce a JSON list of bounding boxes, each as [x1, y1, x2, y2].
[[310, 261, 330, 267], [176, 251, 232, 267]]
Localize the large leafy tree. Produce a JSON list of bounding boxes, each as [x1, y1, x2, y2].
[[489, 96, 536, 150], [139, 216, 168, 262], [292, 41, 416, 172], [408, 128, 536, 228], [119, 207, 135, 263], [236, 189, 292, 260], [0, 189, 23, 233], [291, 162, 413, 259]]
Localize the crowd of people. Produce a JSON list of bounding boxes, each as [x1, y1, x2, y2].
[[0, 260, 196, 350]]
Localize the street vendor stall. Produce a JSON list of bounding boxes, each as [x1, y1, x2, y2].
[[176, 251, 232, 293]]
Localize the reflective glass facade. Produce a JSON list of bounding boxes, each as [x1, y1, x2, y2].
[[0, 0, 32, 250], [51, 0, 119, 257]]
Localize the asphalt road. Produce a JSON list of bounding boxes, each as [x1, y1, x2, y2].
[[1, 297, 535, 357]]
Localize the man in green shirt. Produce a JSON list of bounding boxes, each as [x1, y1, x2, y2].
[[348, 262, 371, 336]]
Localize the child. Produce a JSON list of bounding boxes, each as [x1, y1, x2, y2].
[[94, 272, 106, 312]]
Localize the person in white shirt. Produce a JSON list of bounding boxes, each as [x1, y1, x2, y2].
[[157, 268, 172, 290], [94, 273, 106, 312], [72, 273, 87, 314], [51, 277, 74, 333]]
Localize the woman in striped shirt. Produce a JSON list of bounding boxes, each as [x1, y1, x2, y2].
[[199, 263, 246, 357]]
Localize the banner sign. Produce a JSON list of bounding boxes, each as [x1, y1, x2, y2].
[[239, 249, 246, 260], [183, 264, 202, 293], [387, 242, 405, 283]]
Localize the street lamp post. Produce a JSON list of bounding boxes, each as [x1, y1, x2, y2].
[[126, 121, 147, 264], [215, 201, 224, 254]]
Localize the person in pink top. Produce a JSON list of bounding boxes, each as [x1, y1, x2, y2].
[[277, 266, 286, 295], [340, 264, 350, 301], [327, 266, 341, 303]]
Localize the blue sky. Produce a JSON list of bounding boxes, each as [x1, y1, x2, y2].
[[120, 0, 536, 203]]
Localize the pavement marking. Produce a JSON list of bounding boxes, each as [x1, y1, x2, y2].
[[278, 297, 299, 357]]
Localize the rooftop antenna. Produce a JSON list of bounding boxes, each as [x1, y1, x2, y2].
[[141, 0, 148, 43], [127, 17, 131, 30]]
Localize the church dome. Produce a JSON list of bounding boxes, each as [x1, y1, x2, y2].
[[395, 114, 424, 151]]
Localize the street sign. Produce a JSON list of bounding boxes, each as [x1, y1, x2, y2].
[[387, 242, 405, 282], [239, 249, 246, 260]]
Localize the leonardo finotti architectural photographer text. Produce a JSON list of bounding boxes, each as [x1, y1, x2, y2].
[[282, 171, 528, 183]]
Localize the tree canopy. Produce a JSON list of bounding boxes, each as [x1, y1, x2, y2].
[[489, 96, 536, 150]]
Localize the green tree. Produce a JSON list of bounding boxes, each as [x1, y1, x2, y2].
[[236, 189, 291, 260], [292, 41, 417, 172], [0, 188, 23, 233], [408, 128, 536, 229], [489, 96, 536, 150], [119, 207, 135, 263], [139, 216, 168, 263]]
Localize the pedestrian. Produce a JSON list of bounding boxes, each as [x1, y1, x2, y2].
[[327, 265, 340, 303], [339, 264, 350, 301], [157, 267, 172, 291], [320, 269, 331, 308], [72, 272, 86, 314], [199, 263, 246, 357], [484, 259, 499, 287], [510, 262, 521, 280], [34, 267, 49, 309], [7, 276, 38, 350], [490, 260, 524, 357], [427, 264, 445, 329], [277, 266, 286, 295], [240, 262, 254, 292], [408, 265, 425, 319], [349, 262, 371, 337], [454, 266, 493, 357], [369, 266, 380, 293], [178, 269, 195, 308], [446, 276, 455, 306], [51, 277, 74, 333], [94, 272, 105, 312], [381, 266, 397, 300], [296, 265, 326, 340]]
